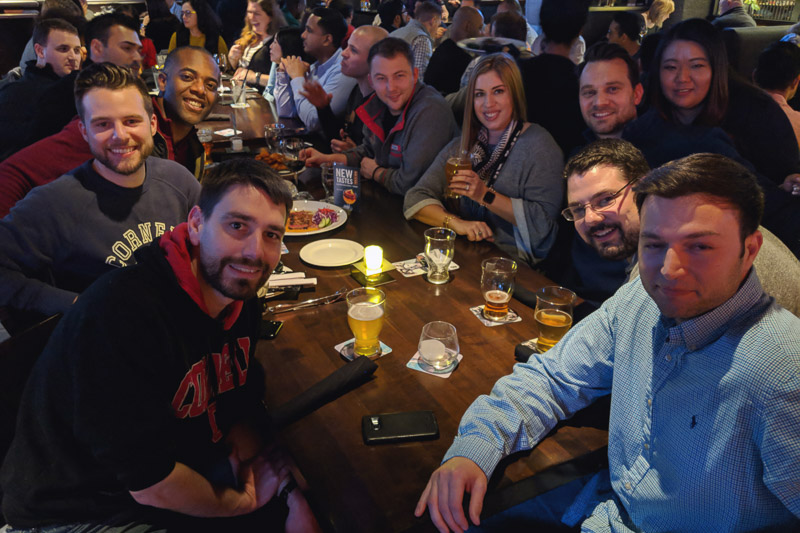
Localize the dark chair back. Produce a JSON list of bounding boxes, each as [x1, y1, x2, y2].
[[0, 314, 61, 522], [722, 25, 793, 80]]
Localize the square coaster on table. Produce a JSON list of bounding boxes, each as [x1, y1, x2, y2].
[[469, 305, 522, 327], [336, 339, 392, 362], [407, 351, 463, 379]]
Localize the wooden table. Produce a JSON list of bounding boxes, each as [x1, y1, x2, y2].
[[256, 181, 609, 532]]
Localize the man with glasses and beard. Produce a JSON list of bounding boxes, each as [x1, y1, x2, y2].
[[0, 62, 199, 325], [558, 139, 800, 314], [1, 158, 321, 532]]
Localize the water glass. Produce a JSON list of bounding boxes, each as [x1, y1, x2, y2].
[[346, 288, 386, 358], [423, 227, 456, 284], [264, 123, 285, 152], [534, 286, 576, 352], [418, 321, 459, 372], [480, 257, 517, 322], [230, 79, 247, 108]]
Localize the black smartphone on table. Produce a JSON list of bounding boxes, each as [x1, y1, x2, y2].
[[362, 411, 439, 445]]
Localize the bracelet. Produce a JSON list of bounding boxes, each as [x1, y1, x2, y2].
[[278, 475, 297, 505], [255, 72, 262, 86], [443, 214, 455, 229]]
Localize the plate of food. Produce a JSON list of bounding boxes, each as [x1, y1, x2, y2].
[[286, 200, 347, 236], [255, 149, 307, 177], [299, 239, 364, 267], [457, 37, 531, 58]]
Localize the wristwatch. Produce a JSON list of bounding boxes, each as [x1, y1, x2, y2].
[[482, 188, 496, 206]]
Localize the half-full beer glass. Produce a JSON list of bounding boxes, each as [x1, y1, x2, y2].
[[445, 149, 472, 199], [346, 288, 386, 358], [481, 257, 517, 321], [424, 228, 456, 284], [534, 286, 576, 352]]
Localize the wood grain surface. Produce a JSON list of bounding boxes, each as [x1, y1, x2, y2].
[[256, 180, 609, 532]]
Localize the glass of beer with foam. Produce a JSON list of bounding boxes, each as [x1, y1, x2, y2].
[[480, 257, 517, 321], [534, 286, 576, 352], [346, 287, 386, 358]]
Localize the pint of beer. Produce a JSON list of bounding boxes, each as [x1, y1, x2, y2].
[[346, 288, 386, 358], [445, 151, 472, 199], [480, 257, 517, 321], [534, 286, 576, 352]]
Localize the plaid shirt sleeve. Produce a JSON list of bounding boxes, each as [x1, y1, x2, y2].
[[411, 35, 432, 80]]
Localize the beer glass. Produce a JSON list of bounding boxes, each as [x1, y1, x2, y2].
[[534, 286, 576, 352], [444, 149, 472, 199], [423, 227, 456, 284], [480, 257, 517, 321], [418, 321, 459, 372], [346, 287, 386, 358], [197, 127, 213, 166]]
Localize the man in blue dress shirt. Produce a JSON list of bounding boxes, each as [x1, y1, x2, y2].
[[415, 153, 800, 532]]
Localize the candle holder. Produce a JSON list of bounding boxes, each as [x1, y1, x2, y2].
[[351, 245, 395, 287]]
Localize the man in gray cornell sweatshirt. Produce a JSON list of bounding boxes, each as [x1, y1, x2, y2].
[[0, 63, 200, 321]]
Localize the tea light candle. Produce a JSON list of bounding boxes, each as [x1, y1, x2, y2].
[[365, 245, 383, 275], [231, 136, 243, 151]]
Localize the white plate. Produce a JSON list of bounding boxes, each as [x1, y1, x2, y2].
[[286, 200, 347, 236], [299, 239, 364, 267]]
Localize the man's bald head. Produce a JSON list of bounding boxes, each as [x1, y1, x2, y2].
[[341, 25, 389, 79], [451, 6, 484, 42]]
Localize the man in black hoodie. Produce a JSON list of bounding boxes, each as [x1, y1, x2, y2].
[[0, 158, 321, 532]]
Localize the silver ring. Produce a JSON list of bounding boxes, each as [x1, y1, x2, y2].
[[477, 230, 482, 236], [465, 184, 470, 192]]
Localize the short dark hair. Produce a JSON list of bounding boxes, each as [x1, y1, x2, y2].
[[498, 0, 523, 14], [368, 37, 414, 69], [311, 7, 348, 49], [651, 18, 729, 126], [378, 0, 404, 24], [540, 0, 588, 46], [32, 18, 79, 47], [413, 0, 442, 23], [612, 11, 644, 43], [490, 11, 527, 42], [275, 27, 311, 62], [634, 153, 763, 242], [163, 45, 216, 74], [565, 139, 650, 184], [74, 62, 153, 121], [328, 0, 353, 20], [754, 41, 800, 92], [85, 12, 139, 46], [578, 41, 640, 88], [198, 158, 293, 220]]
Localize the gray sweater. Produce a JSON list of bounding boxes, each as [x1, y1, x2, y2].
[[628, 226, 800, 317], [0, 157, 200, 316], [404, 124, 564, 264]]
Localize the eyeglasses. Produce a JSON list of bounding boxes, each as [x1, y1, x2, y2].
[[180, 10, 196, 16], [562, 180, 636, 221]]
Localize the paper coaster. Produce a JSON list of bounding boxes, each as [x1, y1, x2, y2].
[[392, 256, 460, 278], [407, 351, 463, 378], [469, 305, 522, 326], [336, 338, 392, 362], [520, 338, 539, 351]]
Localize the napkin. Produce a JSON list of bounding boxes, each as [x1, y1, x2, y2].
[[269, 356, 378, 429]]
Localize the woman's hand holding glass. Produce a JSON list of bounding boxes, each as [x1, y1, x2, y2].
[[448, 168, 487, 203], [228, 44, 244, 69]]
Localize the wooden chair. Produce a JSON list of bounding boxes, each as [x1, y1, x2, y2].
[[0, 314, 61, 525]]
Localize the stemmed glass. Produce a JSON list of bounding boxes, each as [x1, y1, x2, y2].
[[282, 137, 305, 184], [418, 321, 459, 373], [264, 123, 285, 153]]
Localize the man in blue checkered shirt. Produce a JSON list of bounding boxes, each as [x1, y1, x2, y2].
[[416, 153, 800, 532]]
